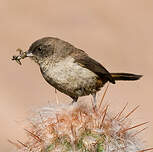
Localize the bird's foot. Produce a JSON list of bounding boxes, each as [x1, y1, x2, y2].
[[69, 97, 78, 105]]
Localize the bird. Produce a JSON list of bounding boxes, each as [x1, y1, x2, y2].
[[17, 37, 142, 105]]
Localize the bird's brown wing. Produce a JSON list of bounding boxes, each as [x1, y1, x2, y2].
[[72, 49, 115, 84]]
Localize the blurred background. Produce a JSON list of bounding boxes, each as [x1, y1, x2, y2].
[[0, 0, 153, 151]]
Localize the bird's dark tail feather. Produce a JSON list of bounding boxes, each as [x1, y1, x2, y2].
[[111, 73, 143, 81]]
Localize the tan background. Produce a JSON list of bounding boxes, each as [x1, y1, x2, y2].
[[0, 0, 153, 151]]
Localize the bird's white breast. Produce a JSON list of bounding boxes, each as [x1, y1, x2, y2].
[[41, 56, 97, 91]]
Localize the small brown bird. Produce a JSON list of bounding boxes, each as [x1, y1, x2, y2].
[[13, 37, 142, 104]]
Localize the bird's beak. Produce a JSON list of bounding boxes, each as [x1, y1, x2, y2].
[[26, 52, 33, 57]]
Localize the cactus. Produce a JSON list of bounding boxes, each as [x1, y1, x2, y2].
[[10, 88, 153, 152]]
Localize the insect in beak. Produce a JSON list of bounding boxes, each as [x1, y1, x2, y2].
[[12, 48, 33, 65]]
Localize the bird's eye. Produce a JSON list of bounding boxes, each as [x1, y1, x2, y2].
[[37, 46, 42, 51]]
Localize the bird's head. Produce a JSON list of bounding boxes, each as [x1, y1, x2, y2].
[[26, 37, 56, 64], [12, 37, 75, 65]]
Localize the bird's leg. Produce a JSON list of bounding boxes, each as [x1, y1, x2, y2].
[[92, 92, 97, 108], [71, 97, 78, 104]]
